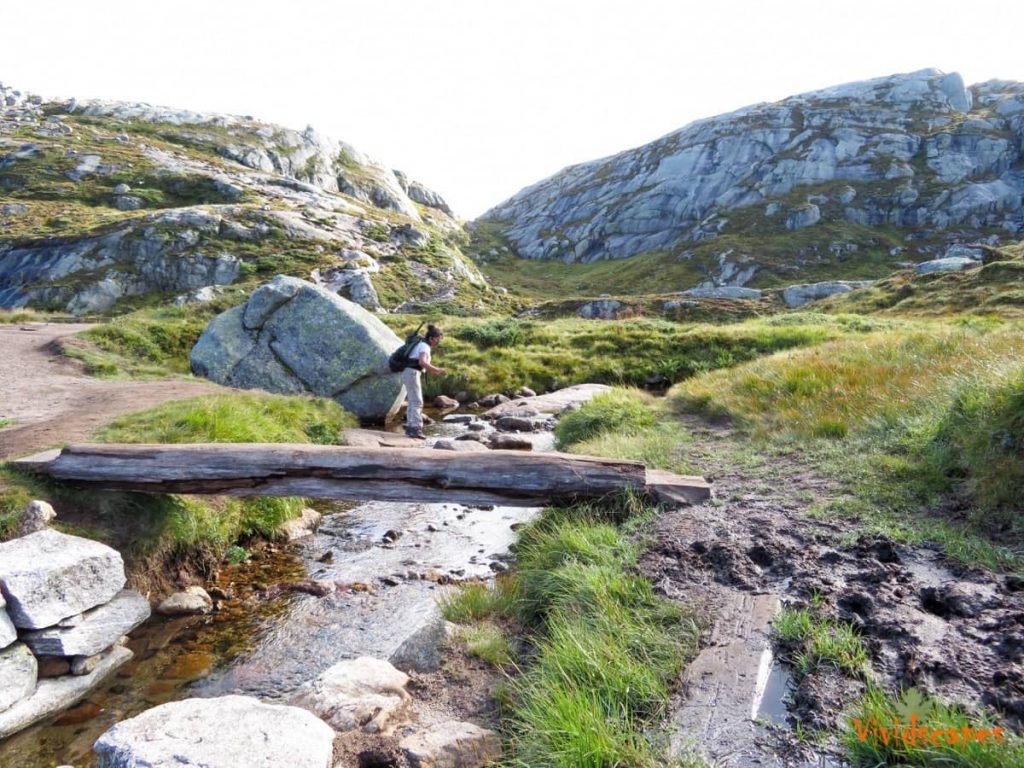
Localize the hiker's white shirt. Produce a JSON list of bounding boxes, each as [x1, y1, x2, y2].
[[410, 341, 431, 366]]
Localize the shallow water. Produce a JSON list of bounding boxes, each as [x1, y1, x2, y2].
[[0, 444, 539, 767]]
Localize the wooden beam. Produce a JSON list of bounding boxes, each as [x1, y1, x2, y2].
[[12, 443, 711, 507]]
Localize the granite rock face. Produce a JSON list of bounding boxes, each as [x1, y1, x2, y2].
[[191, 276, 405, 419], [0, 595, 16, 649], [0, 529, 126, 629], [480, 70, 1024, 270], [781, 280, 874, 307], [93, 694, 335, 768], [400, 720, 503, 768], [20, 590, 150, 657]]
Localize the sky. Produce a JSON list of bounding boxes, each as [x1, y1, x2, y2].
[[3, 1, 1023, 218]]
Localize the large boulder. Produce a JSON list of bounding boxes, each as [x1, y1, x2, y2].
[[781, 280, 874, 307], [0, 529, 126, 629], [289, 656, 411, 733], [0, 595, 16, 649], [400, 721, 502, 768], [20, 590, 150, 657], [915, 256, 982, 274], [191, 276, 405, 420], [93, 695, 334, 768]]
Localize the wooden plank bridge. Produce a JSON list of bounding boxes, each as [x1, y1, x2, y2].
[[12, 442, 711, 508]]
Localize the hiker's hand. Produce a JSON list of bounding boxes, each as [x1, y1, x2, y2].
[[436, 367, 447, 375]]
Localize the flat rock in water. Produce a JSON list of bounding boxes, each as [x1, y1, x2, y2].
[[400, 720, 502, 768], [433, 439, 489, 452], [21, 590, 150, 657], [342, 428, 423, 448], [0, 595, 16, 649], [0, 529, 126, 629], [93, 694, 334, 768], [0, 642, 37, 713], [483, 383, 611, 419], [290, 656, 411, 733], [0, 645, 131, 739], [156, 586, 212, 616], [488, 434, 533, 451]]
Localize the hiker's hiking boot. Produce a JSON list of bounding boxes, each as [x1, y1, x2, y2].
[[405, 428, 427, 440]]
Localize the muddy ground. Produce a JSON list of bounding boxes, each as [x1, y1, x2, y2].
[[641, 418, 1024, 763]]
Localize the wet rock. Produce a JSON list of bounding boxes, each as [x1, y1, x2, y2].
[[0, 529, 126, 629], [12, 499, 56, 537], [488, 434, 533, 451], [442, 414, 475, 424], [433, 395, 459, 409], [156, 586, 213, 616], [400, 720, 502, 768], [456, 432, 487, 442], [289, 656, 411, 733], [280, 507, 322, 541], [515, 387, 537, 398], [0, 643, 37, 713], [93, 694, 334, 768], [0, 645, 132, 740], [21, 589, 150, 657], [467, 422, 487, 432], [477, 393, 510, 408], [433, 439, 489, 452], [495, 416, 538, 432], [389, 613, 455, 673], [382, 529, 402, 543]]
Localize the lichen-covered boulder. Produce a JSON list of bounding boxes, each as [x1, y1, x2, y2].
[[191, 276, 405, 419]]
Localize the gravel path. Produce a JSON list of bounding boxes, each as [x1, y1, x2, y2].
[[0, 323, 221, 460]]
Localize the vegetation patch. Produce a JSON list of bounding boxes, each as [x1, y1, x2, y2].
[[554, 389, 656, 449], [442, 498, 702, 767], [773, 606, 870, 680]]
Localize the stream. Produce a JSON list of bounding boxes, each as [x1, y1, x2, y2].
[[0, 419, 543, 768]]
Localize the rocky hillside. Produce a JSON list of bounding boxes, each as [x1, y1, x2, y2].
[[477, 69, 1024, 294], [0, 82, 492, 316]]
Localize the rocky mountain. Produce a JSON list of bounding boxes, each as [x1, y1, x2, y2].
[[477, 69, 1024, 294], [0, 82, 490, 316]]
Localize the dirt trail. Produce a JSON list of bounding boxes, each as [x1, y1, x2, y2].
[[0, 323, 221, 460], [645, 419, 1024, 765]]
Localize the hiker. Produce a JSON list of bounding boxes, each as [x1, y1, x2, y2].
[[403, 324, 446, 439]]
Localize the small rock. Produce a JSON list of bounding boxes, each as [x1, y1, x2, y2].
[[289, 657, 411, 733], [488, 434, 533, 451], [515, 387, 537, 398], [317, 551, 334, 564], [467, 422, 487, 432], [495, 416, 537, 432], [433, 395, 459, 409], [112, 183, 131, 195], [442, 414, 475, 425], [382, 529, 402, 543], [113, 195, 144, 211], [400, 720, 502, 768], [156, 586, 212, 616], [70, 653, 103, 676], [279, 507, 322, 541], [13, 500, 56, 538], [477, 393, 510, 408]]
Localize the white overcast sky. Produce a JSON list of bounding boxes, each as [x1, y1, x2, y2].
[[3, 1, 1023, 218]]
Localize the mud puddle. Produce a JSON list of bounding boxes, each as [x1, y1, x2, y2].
[[643, 441, 1024, 765]]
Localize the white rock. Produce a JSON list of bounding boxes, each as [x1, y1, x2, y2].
[[21, 589, 150, 657], [400, 721, 502, 768], [0, 595, 16, 649], [93, 694, 334, 768], [156, 586, 212, 616], [915, 257, 982, 274], [12, 499, 56, 537], [0, 529, 126, 629], [0, 646, 132, 739], [0, 643, 37, 713], [279, 507, 322, 541], [781, 280, 874, 307], [289, 656, 411, 733], [432, 439, 490, 452], [681, 286, 763, 300]]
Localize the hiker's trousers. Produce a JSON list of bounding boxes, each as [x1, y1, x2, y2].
[[403, 367, 424, 429]]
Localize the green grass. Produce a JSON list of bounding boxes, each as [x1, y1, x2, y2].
[[844, 687, 1024, 767], [397, 312, 873, 401], [443, 498, 702, 767], [460, 622, 514, 667], [669, 322, 1024, 568], [95, 392, 356, 444], [555, 389, 656, 449], [773, 608, 870, 679]]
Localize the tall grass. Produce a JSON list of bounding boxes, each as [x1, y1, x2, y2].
[[443, 499, 702, 767], [554, 389, 655, 449]]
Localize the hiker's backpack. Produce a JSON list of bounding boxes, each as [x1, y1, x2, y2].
[[388, 322, 426, 373]]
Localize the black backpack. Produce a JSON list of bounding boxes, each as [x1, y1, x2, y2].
[[388, 322, 426, 373]]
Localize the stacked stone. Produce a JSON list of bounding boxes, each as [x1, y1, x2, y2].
[[0, 504, 149, 739]]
